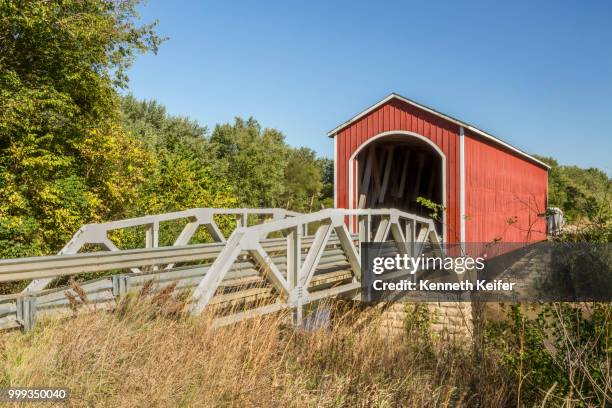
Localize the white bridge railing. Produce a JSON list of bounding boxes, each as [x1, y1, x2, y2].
[[189, 208, 442, 323], [25, 208, 300, 292], [0, 208, 442, 330]]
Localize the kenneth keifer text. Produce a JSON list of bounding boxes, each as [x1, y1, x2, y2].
[[372, 279, 516, 292]]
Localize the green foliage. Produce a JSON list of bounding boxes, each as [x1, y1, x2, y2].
[[0, 0, 336, 265], [0, 0, 162, 258], [487, 303, 611, 406], [316, 157, 334, 208], [121, 96, 211, 158], [416, 196, 445, 221], [120, 95, 236, 215], [282, 148, 323, 212], [210, 117, 289, 208], [536, 243, 612, 302], [533, 155, 611, 225], [404, 303, 435, 357], [208, 118, 334, 212]]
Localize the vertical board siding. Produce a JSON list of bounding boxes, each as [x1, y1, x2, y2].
[[335, 99, 461, 243], [464, 131, 547, 243], [334, 97, 549, 244]]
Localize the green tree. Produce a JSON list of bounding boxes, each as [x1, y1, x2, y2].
[[210, 117, 289, 207], [0, 0, 162, 257], [533, 155, 611, 225], [316, 157, 334, 208], [282, 147, 322, 211], [120, 95, 236, 215], [121, 95, 212, 159]]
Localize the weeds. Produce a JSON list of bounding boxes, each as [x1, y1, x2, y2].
[[0, 298, 608, 407]]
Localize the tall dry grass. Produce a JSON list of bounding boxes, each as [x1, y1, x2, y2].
[[0, 291, 517, 408]]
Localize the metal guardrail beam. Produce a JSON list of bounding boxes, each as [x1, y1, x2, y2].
[[0, 244, 219, 282], [0, 237, 357, 331], [23, 208, 299, 292], [0, 234, 342, 284]]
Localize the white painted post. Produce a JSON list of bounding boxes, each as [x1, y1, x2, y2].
[[459, 126, 466, 254], [405, 219, 415, 257], [145, 222, 159, 270], [286, 226, 303, 325]]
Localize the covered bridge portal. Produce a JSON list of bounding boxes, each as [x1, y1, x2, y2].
[[330, 93, 550, 244]]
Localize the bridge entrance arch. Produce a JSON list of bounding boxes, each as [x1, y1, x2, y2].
[[349, 131, 446, 238]]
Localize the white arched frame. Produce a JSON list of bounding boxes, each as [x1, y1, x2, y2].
[[347, 130, 447, 242]]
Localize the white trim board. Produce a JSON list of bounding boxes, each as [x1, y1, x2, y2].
[[459, 126, 466, 251], [333, 136, 338, 208], [327, 93, 550, 170]]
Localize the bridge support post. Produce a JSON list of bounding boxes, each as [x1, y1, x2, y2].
[[112, 275, 129, 298], [16, 296, 37, 332], [405, 219, 415, 257], [358, 214, 371, 255], [286, 226, 304, 325]]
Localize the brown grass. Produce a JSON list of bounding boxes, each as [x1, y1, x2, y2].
[[0, 296, 516, 408]]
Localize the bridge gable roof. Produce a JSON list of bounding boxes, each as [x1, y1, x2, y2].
[[327, 93, 549, 170]]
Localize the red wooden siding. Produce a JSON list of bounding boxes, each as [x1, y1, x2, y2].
[[464, 131, 547, 243], [335, 98, 462, 243], [334, 96, 549, 244]]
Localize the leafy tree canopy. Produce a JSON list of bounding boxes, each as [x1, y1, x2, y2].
[[120, 95, 236, 216], [0, 0, 162, 257], [533, 155, 611, 223], [283, 147, 323, 212], [210, 117, 289, 208]]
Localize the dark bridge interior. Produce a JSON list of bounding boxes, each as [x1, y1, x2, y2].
[[356, 136, 443, 233]]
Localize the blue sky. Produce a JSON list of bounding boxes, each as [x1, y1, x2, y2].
[[126, 0, 611, 173]]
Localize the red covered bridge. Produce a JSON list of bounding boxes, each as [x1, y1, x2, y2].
[[329, 93, 549, 244], [0, 93, 553, 331]]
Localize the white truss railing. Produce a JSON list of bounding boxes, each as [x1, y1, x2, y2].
[[0, 207, 442, 331], [189, 208, 442, 323], [25, 208, 300, 292]]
